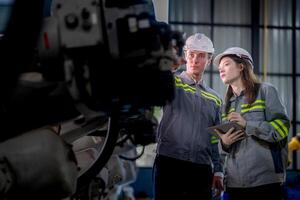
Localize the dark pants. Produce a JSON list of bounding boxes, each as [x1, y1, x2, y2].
[[153, 155, 213, 200], [226, 183, 283, 200]]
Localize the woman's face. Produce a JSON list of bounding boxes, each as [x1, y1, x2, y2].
[[218, 56, 243, 85]]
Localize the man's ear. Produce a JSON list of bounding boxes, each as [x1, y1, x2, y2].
[[206, 55, 212, 65], [184, 50, 188, 60], [179, 57, 186, 65]]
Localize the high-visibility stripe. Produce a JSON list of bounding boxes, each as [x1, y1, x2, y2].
[[222, 108, 235, 121], [201, 92, 221, 107], [211, 139, 219, 144], [221, 113, 228, 121], [211, 135, 219, 144], [241, 105, 265, 113], [241, 102, 265, 108], [274, 119, 289, 135], [229, 108, 235, 113], [241, 99, 265, 108], [176, 86, 196, 93], [200, 92, 222, 107], [270, 121, 286, 138], [241, 100, 265, 113], [175, 77, 222, 107], [201, 90, 221, 104], [201, 90, 222, 107], [175, 77, 197, 93], [269, 120, 289, 138], [271, 119, 289, 137], [182, 84, 196, 92], [176, 83, 196, 93], [211, 135, 218, 139], [175, 76, 182, 84]]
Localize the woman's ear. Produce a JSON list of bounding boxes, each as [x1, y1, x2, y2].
[[239, 63, 244, 71]]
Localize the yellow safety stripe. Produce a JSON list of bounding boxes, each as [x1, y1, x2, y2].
[[200, 90, 222, 107], [221, 112, 227, 121], [176, 83, 196, 93], [241, 100, 265, 113], [175, 77, 196, 94], [241, 100, 265, 108], [175, 77, 222, 107], [229, 108, 235, 113], [274, 119, 289, 135], [221, 108, 235, 121], [211, 135, 219, 144], [241, 105, 265, 113], [269, 119, 289, 138], [201, 90, 222, 105], [201, 92, 221, 107], [221, 116, 227, 121], [174, 76, 182, 84], [200, 91, 222, 107]]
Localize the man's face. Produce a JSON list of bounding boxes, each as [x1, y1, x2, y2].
[[185, 50, 210, 78]]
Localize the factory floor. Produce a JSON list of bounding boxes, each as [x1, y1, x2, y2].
[[131, 168, 300, 200]]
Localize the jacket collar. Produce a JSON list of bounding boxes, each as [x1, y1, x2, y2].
[[229, 90, 245, 102], [179, 71, 205, 89]]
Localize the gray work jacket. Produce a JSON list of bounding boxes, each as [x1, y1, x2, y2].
[[156, 71, 223, 172], [220, 82, 290, 188]]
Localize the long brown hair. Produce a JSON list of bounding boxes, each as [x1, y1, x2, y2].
[[224, 55, 261, 114]]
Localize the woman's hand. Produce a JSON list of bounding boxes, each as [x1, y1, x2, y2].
[[215, 127, 245, 149], [227, 112, 246, 128]]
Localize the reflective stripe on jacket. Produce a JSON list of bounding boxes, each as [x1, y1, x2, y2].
[[220, 82, 290, 188], [156, 71, 223, 172]]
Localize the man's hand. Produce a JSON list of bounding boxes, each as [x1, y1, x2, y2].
[[212, 173, 224, 196]]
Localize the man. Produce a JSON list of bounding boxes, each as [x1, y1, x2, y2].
[[154, 33, 224, 200]]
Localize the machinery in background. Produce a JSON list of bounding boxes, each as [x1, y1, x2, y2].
[[0, 0, 176, 199], [288, 133, 300, 152], [288, 133, 300, 166]]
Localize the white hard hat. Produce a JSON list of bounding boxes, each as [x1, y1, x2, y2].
[[183, 33, 214, 53], [213, 47, 253, 69]]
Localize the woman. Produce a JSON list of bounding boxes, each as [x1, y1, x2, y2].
[[213, 47, 290, 200]]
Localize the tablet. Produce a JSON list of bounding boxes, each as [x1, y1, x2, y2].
[[207, 122, 244, 136]]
